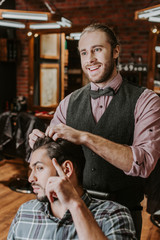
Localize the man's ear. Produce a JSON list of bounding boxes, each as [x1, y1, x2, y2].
[[113, 45, 120, 60], [61, 160, 74, 178]]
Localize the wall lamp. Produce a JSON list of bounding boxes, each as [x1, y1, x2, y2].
[[151, 26, 159, 34]]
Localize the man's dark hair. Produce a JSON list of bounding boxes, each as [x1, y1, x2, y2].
[[80, 23, 119, 65], [32, 137, 85, 186]]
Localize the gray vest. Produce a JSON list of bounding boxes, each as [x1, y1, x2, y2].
[[66, 80, 145, 208]]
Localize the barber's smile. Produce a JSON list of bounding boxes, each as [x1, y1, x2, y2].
[[87, 65, 102, 77], [87, 64, 101, 72]]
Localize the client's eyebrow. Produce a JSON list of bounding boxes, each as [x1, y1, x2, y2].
[[29, 161, 44, 169]]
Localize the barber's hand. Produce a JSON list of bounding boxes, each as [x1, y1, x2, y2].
[[29, 129, 45, 149], [46, 158, 79, 208], [45, 123, 83, 145]]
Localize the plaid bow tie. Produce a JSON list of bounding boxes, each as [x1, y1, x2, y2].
[[90, 87, 115, 99]]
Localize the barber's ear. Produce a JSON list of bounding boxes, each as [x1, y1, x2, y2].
[[61, 160, 73, 178], [113, 45, 120, 60]]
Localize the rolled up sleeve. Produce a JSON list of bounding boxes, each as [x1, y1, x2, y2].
[[125, 89, 160, 177], [50, 94, 71, 126]]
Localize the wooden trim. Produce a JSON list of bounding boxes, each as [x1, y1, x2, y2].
[[28, 36, 34, 110], [60, 33, 65, 100], [147, 31, 157, 90], [29, 25, 84, 35], [30, 105, 57, 112]]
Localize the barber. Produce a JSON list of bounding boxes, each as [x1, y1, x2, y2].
[[29, 23, 160, 239]]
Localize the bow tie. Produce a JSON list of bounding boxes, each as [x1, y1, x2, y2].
[[90, 87, 115, 99]]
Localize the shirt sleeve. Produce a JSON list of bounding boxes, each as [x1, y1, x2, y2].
[[51, 88, 160, 178], [102, 206, 136, 240], [7, 209, 20, 240], [125, 89, 160, 177], [50, 94, 71, 126]]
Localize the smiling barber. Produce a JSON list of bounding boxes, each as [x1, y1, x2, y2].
[[29, 23, 160, 240]]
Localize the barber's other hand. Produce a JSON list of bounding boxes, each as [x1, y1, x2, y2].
[[29, 129, 45, 149], [45, 123, 83, 145], [46, 158, 79, 208]]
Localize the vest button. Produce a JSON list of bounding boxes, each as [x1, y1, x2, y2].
[[91, 168, 96, 172]]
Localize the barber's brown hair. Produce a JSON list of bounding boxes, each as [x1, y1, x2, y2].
[[80, 23, 119, 65]]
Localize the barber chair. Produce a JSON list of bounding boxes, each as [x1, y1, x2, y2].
[[0, 111, 14, 153], [0, 111, 46, 193], [150, 210, 160, 229], [0, 111, 17, 160], [87, 190, 110, 200]]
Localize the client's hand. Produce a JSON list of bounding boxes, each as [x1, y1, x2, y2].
[[46, 158, 79, 209]]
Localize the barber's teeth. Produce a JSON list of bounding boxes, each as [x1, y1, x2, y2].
[[89, 66, 99, 71]]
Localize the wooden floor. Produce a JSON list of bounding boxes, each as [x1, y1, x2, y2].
[[0, 157, 160, 240]]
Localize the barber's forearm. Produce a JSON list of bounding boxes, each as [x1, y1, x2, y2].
[[69, 199, 108, 240], [80, 131, 133, 172]]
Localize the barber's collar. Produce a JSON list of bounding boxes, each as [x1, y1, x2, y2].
[[90, 72, 122, 94]]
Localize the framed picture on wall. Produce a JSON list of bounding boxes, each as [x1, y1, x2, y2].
[[40, 33, 60, 59], [40, 63, 59, 107]]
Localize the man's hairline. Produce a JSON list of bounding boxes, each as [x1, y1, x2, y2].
[[30, 147, 52, 167], [78, 29, 119, 52], [32, 144, 72, 167]]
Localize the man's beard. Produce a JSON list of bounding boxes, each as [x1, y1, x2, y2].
[[32, 185, 49, 203], [37, 195, 49, 203], [84, 57, 115, 84], [36, 189, 58, 203], [96, 59, 115, 84]]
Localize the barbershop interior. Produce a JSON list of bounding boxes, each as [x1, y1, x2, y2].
[[0, 0, 160, 239]]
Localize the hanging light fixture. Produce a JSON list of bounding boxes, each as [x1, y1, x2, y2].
[[29, 17, 71, 30], [0, 9, 72, 30], [0, 20, 25, 29], [135, 4, 160, 23], [149, 17, 160, 23], [29, 22, 61, 30], [57, 17, 72, 27], [0, 9, 52, 21]]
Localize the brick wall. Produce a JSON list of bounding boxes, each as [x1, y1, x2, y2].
[[15, 0, 160, 98]]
